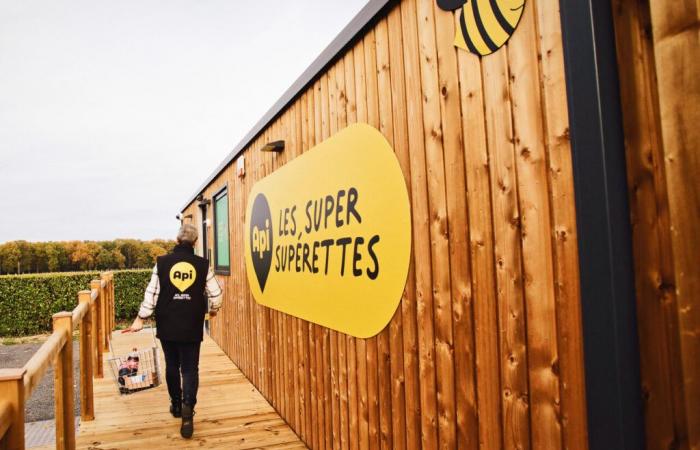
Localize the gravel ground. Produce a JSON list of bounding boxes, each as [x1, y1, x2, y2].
[[0, 340, 81, 422]]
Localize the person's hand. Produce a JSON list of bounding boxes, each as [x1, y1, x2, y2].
[[208, 310, 217, 318], [122, 317, 144, 333]]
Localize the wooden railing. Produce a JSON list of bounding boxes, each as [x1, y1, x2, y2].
[[0, 272, 115, 450]]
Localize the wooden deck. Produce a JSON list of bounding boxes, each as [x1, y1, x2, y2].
[[73, 329, 306, 449]]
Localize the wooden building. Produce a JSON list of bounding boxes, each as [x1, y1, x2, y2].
[[180, 0, 699, 448]]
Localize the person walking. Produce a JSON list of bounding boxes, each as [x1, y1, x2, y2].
[[124, 224, 223, 439]]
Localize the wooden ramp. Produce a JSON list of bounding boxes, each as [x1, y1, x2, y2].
[[75, 329, 305, 449]]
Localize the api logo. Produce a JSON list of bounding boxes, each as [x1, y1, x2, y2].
[[170, 261, 196, 292], [437, 0, 526, 56], [250, 193, 273, 292]]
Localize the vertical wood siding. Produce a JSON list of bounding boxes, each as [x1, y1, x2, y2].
[[612, 0, 700, 448], [183, 0, 587, 448]]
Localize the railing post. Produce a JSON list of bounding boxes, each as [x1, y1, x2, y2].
[[92, 280, 108, 353], [90, 280, 104, 378], [0, 368, 26, 450], [100, 273, 114, 344], [101, 273, 107, 335], [78, 290, 94, 421], [110, 273, 115, 335], [52, 312, 75, 450]]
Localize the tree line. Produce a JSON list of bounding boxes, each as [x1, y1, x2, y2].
[[0, 239, 177, 274]]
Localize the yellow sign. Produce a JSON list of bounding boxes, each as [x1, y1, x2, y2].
[[437, 0, 526, 56], [244, 123, 411, 338], [170, 262, 196, 292]]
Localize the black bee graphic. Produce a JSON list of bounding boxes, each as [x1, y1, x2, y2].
[[437, 0, 526, 56]]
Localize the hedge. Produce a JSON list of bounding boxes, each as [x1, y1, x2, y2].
[[0, 269, 151, 337]]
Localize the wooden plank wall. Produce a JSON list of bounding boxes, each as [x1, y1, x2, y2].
[[611, 0, 700, 449], [183, 0, 588, 448]]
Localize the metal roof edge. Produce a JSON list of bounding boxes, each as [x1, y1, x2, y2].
[[180, 0, 395, 212]]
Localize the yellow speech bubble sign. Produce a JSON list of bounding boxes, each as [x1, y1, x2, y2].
[[244, 123, 411, 338], [169, 262, 196, 292]]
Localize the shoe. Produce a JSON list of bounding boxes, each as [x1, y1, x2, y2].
[[180, 404, 195, 439], [170, 400, 182, 418]]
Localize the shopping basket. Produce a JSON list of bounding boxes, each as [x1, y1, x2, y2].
[[107, 325, 162, 395]]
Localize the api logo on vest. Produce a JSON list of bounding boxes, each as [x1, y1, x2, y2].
[[170, 261, 197, 300]]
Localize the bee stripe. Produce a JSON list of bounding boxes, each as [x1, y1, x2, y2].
[[471, 0, 499, 53], [489, 0, 515, 34], [495, 0, 525, 27], [461, 5, 491, 55], [477, 0, 510, 46], [459, 9, 480, 55]]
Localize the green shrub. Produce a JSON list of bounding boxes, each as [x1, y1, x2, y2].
[[113, 269, 152, 321], [0, 269, 151, 337]]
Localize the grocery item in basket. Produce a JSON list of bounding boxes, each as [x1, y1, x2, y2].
[[118, 348, 141, 386], [124, 372, 156, 389], [110, 328, 162, 395], [127, 348, 140, 366]]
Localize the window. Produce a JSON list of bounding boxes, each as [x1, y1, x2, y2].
[[197, 204, 208, 259], [213, 186, 230, 274]]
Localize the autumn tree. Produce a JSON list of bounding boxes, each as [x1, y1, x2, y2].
[[0, 242, 21, 274], [44, 242, 68, 272], [70, 242, 101, 270], [0, 239, 176, 274]]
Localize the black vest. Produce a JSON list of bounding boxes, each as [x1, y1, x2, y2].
[[155, 245, 209, 342]]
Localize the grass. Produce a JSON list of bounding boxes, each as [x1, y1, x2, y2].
[[1, 334, 48, 345], [0, 317, 149, 344], [0, 330, 82, 345]]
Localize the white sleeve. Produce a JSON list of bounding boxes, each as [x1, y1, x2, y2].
[[205, 267, 223, 311], [137, 265, 159, 319]]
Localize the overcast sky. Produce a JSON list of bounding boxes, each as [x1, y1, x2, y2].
[[0, 0, 368, 243]]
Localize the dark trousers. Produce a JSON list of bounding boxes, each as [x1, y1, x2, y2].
[[160, 340, 201, 406]]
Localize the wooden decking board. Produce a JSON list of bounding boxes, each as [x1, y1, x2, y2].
[[74, 330, 306, 449]]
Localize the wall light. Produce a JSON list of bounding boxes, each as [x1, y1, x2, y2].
[[260, 140, 285, 153], [237, 156, 245, 178]]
